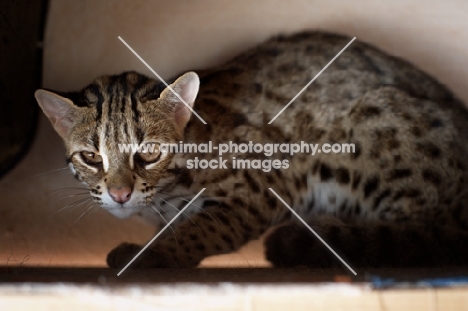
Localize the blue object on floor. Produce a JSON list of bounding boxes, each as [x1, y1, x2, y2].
[[371, 276, 468, 289]]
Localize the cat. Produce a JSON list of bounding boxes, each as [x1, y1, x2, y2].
[[35, 32, 468, 270]]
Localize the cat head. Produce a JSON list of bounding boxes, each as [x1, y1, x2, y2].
[[35, 71, 199, 218]]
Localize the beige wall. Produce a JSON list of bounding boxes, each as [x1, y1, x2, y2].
[[44, 0, 468, 104], [1, 0, 468, 267]]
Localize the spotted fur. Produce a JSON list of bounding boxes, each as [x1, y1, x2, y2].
[[36, 32, 468, 270]]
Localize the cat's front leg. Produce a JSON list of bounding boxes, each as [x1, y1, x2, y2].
[[107, 242, 181, 268], [107, 198, 271, 269]]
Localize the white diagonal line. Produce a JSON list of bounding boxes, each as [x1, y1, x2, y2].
[[118, 36, 207, 125], [117, 188, 206, 276], [268, 37, 356, 124], [268, 188, 357, 275]]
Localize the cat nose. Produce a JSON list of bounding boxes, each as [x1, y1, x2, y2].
[[109, 187, 132, 203]]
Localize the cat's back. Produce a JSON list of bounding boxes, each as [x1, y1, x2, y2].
[[193, 32, 468, 142], [195, 32, 462, 124], [189, 31, 468, 226]]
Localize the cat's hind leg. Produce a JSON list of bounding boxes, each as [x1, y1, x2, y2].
[[264, 216, 468, 268]]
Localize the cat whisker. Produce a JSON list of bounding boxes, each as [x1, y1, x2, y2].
[[157, 196, 205, 235], [173, 197, 219, 226], [29, 166, 70, 179], [154, 180, 178, 193], [67, 197, 94, 210], [74, 202, 98, 225], [56, 192, 89, 202], [50, 197, 93, 217], [150, 201, 181, 236], [88, 203, 101, 217], [48, 187, 89, 194], [157, 191, 219, 226], [149, 203, 180, 248]]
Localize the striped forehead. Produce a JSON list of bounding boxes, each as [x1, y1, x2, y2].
[[84, 73, 164, 134], [79, 72, 164, 170], [88, 84, 137, 142], [98, 91, 138, 172], [69, 72, 170, 171], [89, 74, 140, 122]]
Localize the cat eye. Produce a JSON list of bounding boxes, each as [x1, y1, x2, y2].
[[135, 144, 162, 165], [80, 151, 103, 166]]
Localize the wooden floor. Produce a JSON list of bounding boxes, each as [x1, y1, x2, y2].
[[3, 266, 468, 283], [1, 267, 353, 283]]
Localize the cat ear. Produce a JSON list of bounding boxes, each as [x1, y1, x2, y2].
[[160, 72, 200, 131], [34, 89, 78, 139]]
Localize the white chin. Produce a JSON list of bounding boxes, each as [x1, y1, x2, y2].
[[106, 207, 136, 219]]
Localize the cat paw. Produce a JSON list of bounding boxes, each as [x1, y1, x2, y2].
[[106, 243, 142, 269], [106, 242, 176, 269], [264, 224, 340, 268]]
